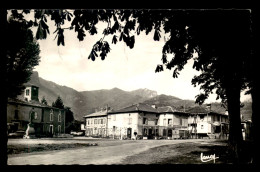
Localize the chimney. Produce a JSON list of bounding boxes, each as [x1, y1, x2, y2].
[[106, 104, 110, 112]]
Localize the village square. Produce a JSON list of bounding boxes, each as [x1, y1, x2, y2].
[[3, 9, 255, 166], [6, 84, 252, 165]]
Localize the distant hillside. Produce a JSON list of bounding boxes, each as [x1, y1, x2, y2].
[[143, 94, 196, 111], [21, 71, 252, 121], [23, 72, 158, 121], [130, 88, 157, 98], [80, 87, 157, 116]]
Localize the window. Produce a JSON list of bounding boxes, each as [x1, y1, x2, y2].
[[58, 112, 61, 122], [201, 125, 204, 129], [87, 120, 90, 125], [34, 112, 38, 119], [26, 89, 30, 96], [216, 115, 220, 121], [50, 109, 53, 121], [163, 118, 166, 126], [101, 119, 103, 124], [182, 118, 187, 126], [143, 118, 147, 125], [168, 119, 172, 125], [155, 119, 158, 125], [200, 115, 204, 121], [49, 125, 53, 134], [94, 119, 97, 124]]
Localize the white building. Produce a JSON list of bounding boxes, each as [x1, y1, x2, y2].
[[186, 106, 229, 139], [83, 103, 229, 140], [157, 106, 189, 139], [107, 103, 159, 139], [84, 107, 112, 137]]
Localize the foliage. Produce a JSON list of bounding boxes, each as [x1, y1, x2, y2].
[[8, 10, 252, 104], [52, 96, 64, 109], [41, 96, 48, 105], [64, 107, 75, 133], [65, 107, 74, 123], [6, 17, 41, 98]]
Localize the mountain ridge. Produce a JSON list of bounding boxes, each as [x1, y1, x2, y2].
[[22, 71, 252, 121]]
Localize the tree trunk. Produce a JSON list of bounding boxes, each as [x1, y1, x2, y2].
[[250, 9, 258, 165], [0, 8, 7, 167], [250, 86, 257, 164], [226, 84, 243, 163]]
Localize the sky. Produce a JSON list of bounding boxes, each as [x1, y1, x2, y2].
[[22, 10, 251, 103]]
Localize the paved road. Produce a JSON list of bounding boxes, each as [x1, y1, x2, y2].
[[7, 138, 220, 165]]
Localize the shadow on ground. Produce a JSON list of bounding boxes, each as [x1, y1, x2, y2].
[[121, 140, 253, 164], [8, 143, 98, 155]]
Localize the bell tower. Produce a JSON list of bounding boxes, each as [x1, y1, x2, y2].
[[24, 85, 39, 102]]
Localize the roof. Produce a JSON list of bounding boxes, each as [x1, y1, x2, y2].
[[8, 98, 63, 110], [186, 106, 226, 116], [186, 106, 208, 114], [84, 109, 113, 118], [157, 106, 176, 113], [24, 84, 39, 88], [157, 106, 188, 116], [108, 103, 158, 114]]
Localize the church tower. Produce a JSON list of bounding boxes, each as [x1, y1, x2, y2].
[[24, 84, 39, 102]]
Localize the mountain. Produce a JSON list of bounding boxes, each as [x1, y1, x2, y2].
[[142, 94, 252, 120], [23, 72, 158, 121], [130, 88, 157, 98], [22, 71, 252, 121], [80, 87, 157, 116]]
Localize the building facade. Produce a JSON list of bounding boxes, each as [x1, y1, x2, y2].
[[107, 103, 159, 140], [186, 106, 229, 139], [106, 104, 190, 140], [84, 103, 229, 140], [157, 106, 189, 139], [7, 85, 65, 137], [84, 107, 111, 137]]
